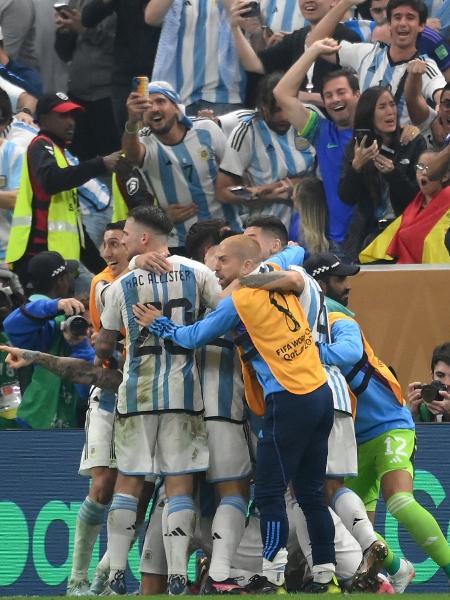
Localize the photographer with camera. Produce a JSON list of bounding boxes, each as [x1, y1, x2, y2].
[[408, 343, 450, 422], [3, 250, 95, 429]]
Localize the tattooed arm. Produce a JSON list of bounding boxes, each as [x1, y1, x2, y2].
[[239, 270, 305, 294], [0, 345, 122, 391]]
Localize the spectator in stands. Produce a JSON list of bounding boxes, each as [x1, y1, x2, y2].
[[5, 93, 122, 288], [122, 80, 242, 251], [359, 150, 450, 263], [145, 0, 245, 115], [215, 72, 315, 230], [346, 0, 450, 82], [273, 39, 360, 258], [260, 0, 305, 33], [54, 1, 120, 160], [0, 0, 37, 68], [4, 251, 94, 429], [0, 89, 25, 262], [0, 30, 42, 98], [406, 68, 450, 149], [339, 85, 426, 259], [308, 0, 446, 125], [408, 342, 450, 422], [82, 0, 161, 131], [423, 141, 450, 180], [290, 177, 330, 258], [32, 0, 69, 93], [229, 0, 360, 107]]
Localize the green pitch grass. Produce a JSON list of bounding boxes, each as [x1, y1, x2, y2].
[[2, 595, 449, 599]]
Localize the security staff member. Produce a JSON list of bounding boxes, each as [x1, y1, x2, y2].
[[6, 92, 121, 286]]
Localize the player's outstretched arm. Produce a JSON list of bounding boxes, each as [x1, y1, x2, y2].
[[137, 297, 240, 349], [239, 270, 305, 294], [0, 345, 122, 391]]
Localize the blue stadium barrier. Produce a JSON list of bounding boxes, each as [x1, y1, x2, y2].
[[0, 425, 450, 595]]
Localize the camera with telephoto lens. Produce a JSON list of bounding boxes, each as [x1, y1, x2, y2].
[[417, 380, 449, 403], [61, 315, 89, 337]]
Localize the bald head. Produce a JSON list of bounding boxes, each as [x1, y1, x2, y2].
[[220, 235, 262, 262], [215, 234, 262, 289]]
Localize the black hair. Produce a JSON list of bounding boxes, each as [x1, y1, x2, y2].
[[442, 82, 450, 95], [0, 87, 13, 126], [185, 219, 227, 261], [256, 72, 284, 114], [387, 0, 427, 24], [105, 220, 126, 232], [128, 206, 173, 236], [353, 85, 398, 133], [245, 215, 288, 246], [431, 343, 450, 371], [320, 68, 360, 99]]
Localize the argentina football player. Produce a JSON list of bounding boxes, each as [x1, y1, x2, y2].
[[96, 206, 221, 595]]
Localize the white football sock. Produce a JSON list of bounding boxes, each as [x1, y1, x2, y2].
[[291, 502, 361, 582], [70, 496, 107, 581], [107, 493, 138, 581], [332, 487, 377, 553], [209, 495, 247, 582], [96, 550, 110, 574], [163, 495, 196, 577]]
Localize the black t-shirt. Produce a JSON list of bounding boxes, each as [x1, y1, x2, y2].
[[258, 24, 361, 93]]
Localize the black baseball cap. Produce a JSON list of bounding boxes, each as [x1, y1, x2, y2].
[[35, 92, 84, 122], [303, 253, 360, 280], [28, 251, 79, 286]]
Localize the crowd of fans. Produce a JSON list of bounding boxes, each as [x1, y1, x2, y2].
[[0, 0, 448, 271]]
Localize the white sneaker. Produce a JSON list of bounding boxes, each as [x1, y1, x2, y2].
[[66, 579, 91, 596], [388, 559, 415, 593]]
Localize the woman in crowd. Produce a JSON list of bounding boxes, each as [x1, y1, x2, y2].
[[289, 176, 329, 259], [339, 86, 426, 259], [360, 151, 450, 264]]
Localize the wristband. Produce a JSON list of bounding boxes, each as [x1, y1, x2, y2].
[[125, 121, 140, 135]]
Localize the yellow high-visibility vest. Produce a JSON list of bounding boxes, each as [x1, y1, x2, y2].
[[6, 137, 81, 264]]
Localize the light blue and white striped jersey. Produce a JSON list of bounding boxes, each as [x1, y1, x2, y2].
[[155, 0, 246, 107], [220, 112, 315, 229], [425, 0, 443, 18], [219, 109, 258, 139], [339, 41, 446, 125], [343, 18, 376, 43], [140, 118, 242, 247], [4, 118, 38, 148], [0, 140, 25, 260], [198, 318, 245, 422], [260, 0, 305, 32], [324, 364, 352, 414], [294, 267, 329, 345], [101, 255, 221, 415], [290, 266, 351, 413]]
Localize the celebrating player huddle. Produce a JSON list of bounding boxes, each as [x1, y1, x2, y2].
[[6, 206, 450, 596]]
